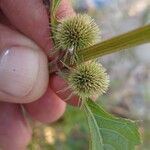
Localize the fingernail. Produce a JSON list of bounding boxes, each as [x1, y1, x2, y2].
[[0, 46, 39, 97]]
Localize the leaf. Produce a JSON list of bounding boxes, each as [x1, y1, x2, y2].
[[83, 99, 141, 150], [51, 0, 61, 14], [50, 0, 62, 42], [50, 0, 61, 25], [78, 24, 150, 62]]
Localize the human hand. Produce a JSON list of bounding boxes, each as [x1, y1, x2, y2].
[[0, 0, 78, 149]]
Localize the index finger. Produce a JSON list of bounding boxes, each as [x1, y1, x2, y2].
[[0, 0, 75, 54], [0, 0, 80, 107]]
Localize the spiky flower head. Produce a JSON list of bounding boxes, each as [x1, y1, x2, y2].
[[67, 62, 109, 99], [54, 14, 100, 63]]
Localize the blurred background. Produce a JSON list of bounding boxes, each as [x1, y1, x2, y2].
[[29, 0, 150, 149]]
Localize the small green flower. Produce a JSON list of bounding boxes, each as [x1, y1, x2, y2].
[[54, 14, 100, 64], [67, 62, 109, 99]]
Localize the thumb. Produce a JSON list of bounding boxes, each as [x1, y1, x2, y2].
[[0, 24, 49, 103]]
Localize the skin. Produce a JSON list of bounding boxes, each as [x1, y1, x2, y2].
[[0, 0, 80, 149]]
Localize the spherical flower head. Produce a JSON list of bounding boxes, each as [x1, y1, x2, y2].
[[67, 62, 109, 99], [54, 14, 100, 52]]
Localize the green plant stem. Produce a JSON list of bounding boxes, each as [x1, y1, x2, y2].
[[49, 24, 150, 73], [78, 24, 150, 62]]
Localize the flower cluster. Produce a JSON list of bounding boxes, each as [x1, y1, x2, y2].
[[67, 62, 109, 99], [53, 14, 109, 101]]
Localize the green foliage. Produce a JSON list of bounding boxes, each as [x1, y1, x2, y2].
[[51, 0, 61, 13], [50, 0, 61, 38], [83, 99, 141, 150], [28, 106, 89, 150], [49, 1, 144, 150]]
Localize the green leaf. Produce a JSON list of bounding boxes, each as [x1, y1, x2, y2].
[[83, 99, 141, 150], [78, 24, 150, 62], [51, 0, 61, 14], [50, 0, 61, 25], [50, 0, 62, 42]]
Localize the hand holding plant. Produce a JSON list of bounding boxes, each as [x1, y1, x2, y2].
[[49, 0, 150, 149], [0, 0, 149, 149], [0, 0, 77, 149]]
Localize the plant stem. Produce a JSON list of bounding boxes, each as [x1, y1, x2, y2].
[[78, 24, 150, 62], [49, 24, 150, 73]]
